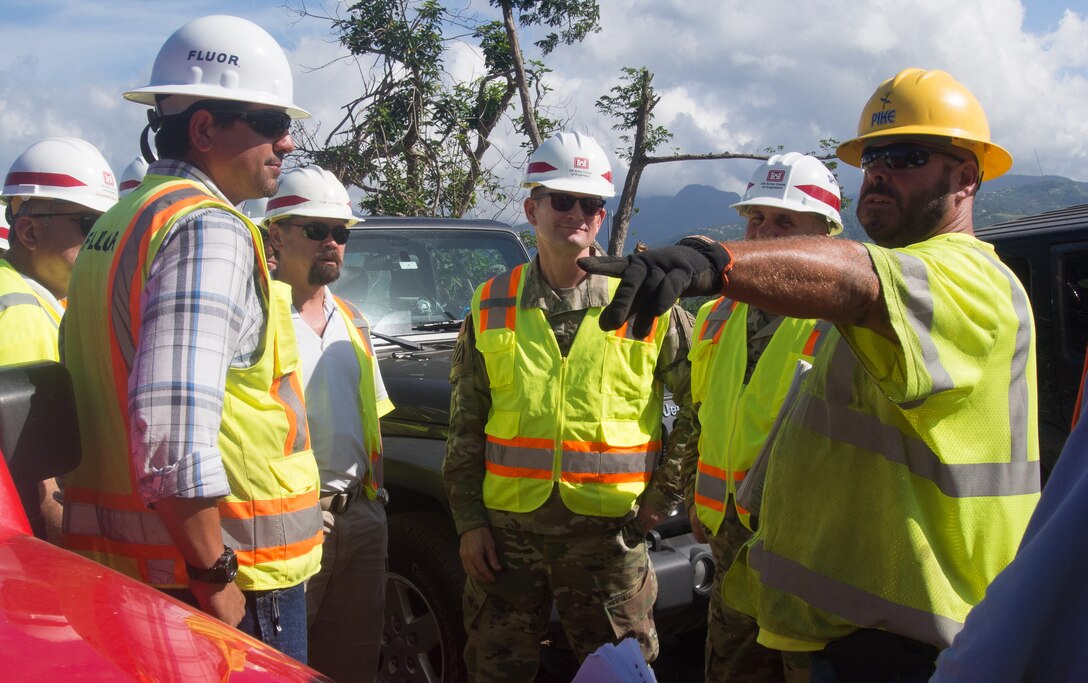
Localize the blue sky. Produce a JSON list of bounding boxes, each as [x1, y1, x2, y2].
[[2, 0, 1086, 220]]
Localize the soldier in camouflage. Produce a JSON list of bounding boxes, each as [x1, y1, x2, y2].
[[681, 153, 845, 683], [443, 131, 697, 683]]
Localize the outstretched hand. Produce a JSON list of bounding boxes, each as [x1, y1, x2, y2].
[[578, 236, 732, 338]]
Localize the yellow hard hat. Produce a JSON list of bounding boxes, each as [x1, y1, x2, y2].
[[836, 68, 1012, 181]]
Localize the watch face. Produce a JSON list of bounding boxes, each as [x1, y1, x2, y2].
[[187, 546, 238, 584]]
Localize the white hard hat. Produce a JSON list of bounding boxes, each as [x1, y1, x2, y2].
[[0, 202, 9, 251], [238, 197, 268, 224], [3, 137, 118, 214], [263, 166, 358, 226], [124, 15, 310, 119], [522, 131, 615, 198], [119, 156, 149, 197], [731, 153, 843, 235]]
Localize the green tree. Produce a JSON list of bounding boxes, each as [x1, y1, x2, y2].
[[597, 67, 841, 255]]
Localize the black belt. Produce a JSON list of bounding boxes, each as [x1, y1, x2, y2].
[[320, 481, 364, 514], [822, 629, 938, 682]]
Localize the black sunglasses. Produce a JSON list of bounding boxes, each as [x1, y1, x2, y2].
[[860, 144, 962, 172], [222, 110, 293, 139], [535, 191, 606, 214], [31, 211, 98, 236], [283, 221, 350, 245]]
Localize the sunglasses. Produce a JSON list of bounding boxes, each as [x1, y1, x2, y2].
[[282, 221, 350, 245], [222, 110, 293, 139], [31, 211, 98, 236], [860, 144, 962, 172], [535, 191, 606, 214]]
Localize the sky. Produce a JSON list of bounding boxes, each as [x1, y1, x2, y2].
[[2, 0, 1086, 222]]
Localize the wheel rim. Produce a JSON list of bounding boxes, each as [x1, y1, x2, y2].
[[378, 570, 447, 683]]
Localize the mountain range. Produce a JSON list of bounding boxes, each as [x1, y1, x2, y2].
[[610, 174, 1088, 248]]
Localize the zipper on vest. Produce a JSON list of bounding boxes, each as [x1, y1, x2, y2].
[[554, 357, 568, 481]]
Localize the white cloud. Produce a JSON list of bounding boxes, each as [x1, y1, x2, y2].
[[0, 0, 1084, 211]]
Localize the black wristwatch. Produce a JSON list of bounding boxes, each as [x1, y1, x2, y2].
[[185, 545, 238, 584]]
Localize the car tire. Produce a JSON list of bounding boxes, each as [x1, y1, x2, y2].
[[380, 511, 468, 683]]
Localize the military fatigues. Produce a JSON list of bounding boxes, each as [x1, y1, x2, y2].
[[444, 255, 697, 683], [682, 307, 809, 683]]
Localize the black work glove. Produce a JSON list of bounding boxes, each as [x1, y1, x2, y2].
[[578, 236, 733, 338]]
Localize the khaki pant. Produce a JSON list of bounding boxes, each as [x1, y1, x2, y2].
[[306, 495, 388, 683]]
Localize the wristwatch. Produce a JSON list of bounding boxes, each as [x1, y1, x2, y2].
[[185, 545, 238, 584]]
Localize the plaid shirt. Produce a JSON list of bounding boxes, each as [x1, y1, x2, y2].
[[127, 160, 266, 502]]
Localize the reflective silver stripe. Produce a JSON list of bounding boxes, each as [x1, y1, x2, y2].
[[111, 185, 211, 370], [561, 448, 656, 475], [749, 539, 963, 648], [893, 252, 955, 394], [219, 504, 323, 553], [485, 442, 553, 472], [809, 320, 834, 355], [699, 299, 735, 342], [0, 292, 57, 327], [793, 378, 1040, 497], [480, 268, 520, 331], [978, 250, 1034, 462], [65, 501, 175, 545], [696, 470, 729, 502], [275, 373, 309, 453]]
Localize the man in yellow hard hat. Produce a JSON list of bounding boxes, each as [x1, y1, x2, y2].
[[580, 68, 1041, 680]]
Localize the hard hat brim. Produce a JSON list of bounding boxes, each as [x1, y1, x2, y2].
[[124, 88, 310, 120], [837, 127, 1012, 180]]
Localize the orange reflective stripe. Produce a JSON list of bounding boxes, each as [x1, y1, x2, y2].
[[234, 532, 324, 568], [698, 461, 747, 482], [478, 265, 523, 331], [218, 489, 321, 519], [694, 491, 725, 513], [484, 461, 552, 480], [563, 471, 651, 484], [699, 298, 737, 343], [561, 439, 662, 454], [803, 327, 823, 356], [269, 371, 309, 455], [64, 486, 152, 512], [616, 317, 657, 341]]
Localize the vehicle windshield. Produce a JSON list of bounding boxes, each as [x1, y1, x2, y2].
[[335, 227, 529, 335]]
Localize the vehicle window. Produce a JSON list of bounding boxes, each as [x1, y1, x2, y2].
[[335, 228, 528, 334], [1062, 252, 1088, 363], [1000, 255, 1031, 292]]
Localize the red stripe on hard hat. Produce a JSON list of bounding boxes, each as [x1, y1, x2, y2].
[[527, 162, 558, 174], [0, 227, 8, 239], [4, 171, 88, 189], [120, 180, 141, 191], [602, 171, 612, 182], [266, 195, 308, 210], [796, 184, 841, 211]]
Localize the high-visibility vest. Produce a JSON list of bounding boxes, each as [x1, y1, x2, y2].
[[690, 298, 831, 532], [470, 264, 671, 518], [0, 259, 61, 365], [62, 175, 323, 590], [331, 294, 394, 499], [723, 234, 1041, 650]]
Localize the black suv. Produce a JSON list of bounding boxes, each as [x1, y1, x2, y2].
[[976, 204, 1088, 482], [334, 217, 713, 682]]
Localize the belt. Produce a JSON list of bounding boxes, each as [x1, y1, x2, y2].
[[320, 481, 364, 514]]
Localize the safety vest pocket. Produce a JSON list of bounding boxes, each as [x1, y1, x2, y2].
[[484, 409, 520, 440], [477, 328, 516, 388], [602, 335, 657, 399], [600, 419, 653, 448], [268, 448, 321, 496]]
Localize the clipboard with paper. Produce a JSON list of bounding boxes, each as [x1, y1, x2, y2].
[[735, 358, 813, 515]]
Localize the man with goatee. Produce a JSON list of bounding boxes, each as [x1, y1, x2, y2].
[[265, 165, 393, 683]]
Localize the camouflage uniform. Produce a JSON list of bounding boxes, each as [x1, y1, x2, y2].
[[682, 306, 811, 683], [444, 254, 697, 683]]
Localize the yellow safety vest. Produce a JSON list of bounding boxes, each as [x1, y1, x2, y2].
[[724, 234, 1041, 650], [62, 175, 323, 590], [690, 298, 831, 532], [471, 264, 670, 518], [0, 259, 61, 365], [331, 294, 394, 499]]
